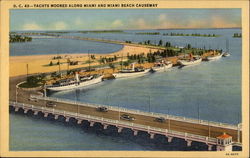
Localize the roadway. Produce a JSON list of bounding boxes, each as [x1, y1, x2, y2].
[[10, 76, 242, 143]]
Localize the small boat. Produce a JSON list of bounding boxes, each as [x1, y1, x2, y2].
[[151, 61, 173, 72], [178, 57, 202, 66], [113, 63, 150, 79], [223, 52, 230, 57], [178, 53, 202, 66], [206, 52, 223, 61], [46, 73, 103, 91], [222, 39, 230, 57]]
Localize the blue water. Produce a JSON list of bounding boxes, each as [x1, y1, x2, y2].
[[11, 29, 241, 56], [10, 28, 242, 151], [10, 38, 123, 56]]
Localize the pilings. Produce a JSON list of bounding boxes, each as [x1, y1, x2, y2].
[[167, 136, 173, 143], [54, 115, 59, 120], [24, 109, 29, 114], [133, 130, 138, 136], [14, 107, 19, 112], [149, 133, 155, 139], [186, 140, 192, 147], [10, 104, 224, 151], [103, 124, 109, 130], [44, 113, 49, 117], [208, 144, 213, 151], [117, 127, 123, 133], [90, 121, 95, 127], [34, 111, 39, 115], [77, 119, 83, 124], [65, 117, 70, 122]]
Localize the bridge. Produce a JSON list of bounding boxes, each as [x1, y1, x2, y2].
[[10, 94, 242, 151]]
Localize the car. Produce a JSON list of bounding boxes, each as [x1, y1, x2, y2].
[[28, 96, 38, 102], [120, 114, 135, 121], [154, 117, 166, 123], [46, 101, 56, 107], [96, 106, 108, 112]]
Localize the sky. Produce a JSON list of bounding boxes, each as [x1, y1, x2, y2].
[[10, 9, 241, 31]]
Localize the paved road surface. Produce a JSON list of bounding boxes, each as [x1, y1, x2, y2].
[[10, 75, 242, 143]]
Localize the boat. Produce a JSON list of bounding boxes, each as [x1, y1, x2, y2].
[[223, 52, 230, 57], [46, 73, 103, 91], [151, 61, 173, 72], [223, 39, 230, 57], [178, 53, 202, 66], [206, 52, 223, 61], [113, 63, 150, 79]]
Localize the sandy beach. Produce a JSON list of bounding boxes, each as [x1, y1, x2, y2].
[[10, 45, 160, 77]]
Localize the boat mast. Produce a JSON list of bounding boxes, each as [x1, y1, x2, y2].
[[121, 53, 123, 70], [88, 50, 91, 72], [226, 39, 229, 53]]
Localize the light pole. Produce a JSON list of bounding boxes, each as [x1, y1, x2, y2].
[[208, 121, 210, 138], [15, 84, 18, 103], [197, 103, 200, 122], [118, 104, 120, 121], [148, 95, 151, 113], [44, 83, 47, 97], [168, 107, 170, 131]]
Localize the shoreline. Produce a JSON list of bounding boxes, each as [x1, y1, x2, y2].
[[10, 45, 160, 77]]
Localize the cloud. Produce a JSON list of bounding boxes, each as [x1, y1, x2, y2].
[[111, 19, 123, 28], [210, 16, 240, 28], [52, 21, 67, 30], [22, 22, 42, 30], [74, 17, 84, 26], [131, 18, 152, 29], [158, 14, 167, 22]]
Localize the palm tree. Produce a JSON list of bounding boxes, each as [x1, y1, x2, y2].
[[109, 63, 116, 73]]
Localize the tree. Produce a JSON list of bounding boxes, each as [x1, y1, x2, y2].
[[158, 40, 163, 46], [187, 44, 192, 49], [109, 63, 115, 73], [49, 61, 53, 66]]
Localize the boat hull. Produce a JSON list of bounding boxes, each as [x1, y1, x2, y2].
[[223, 52, 230, 57], [113, 69, 150, 79], [178, 58, 202, 66], [46, 75, 103, 91], [206, 53, 223, 61], [151, 63, 173, 72]]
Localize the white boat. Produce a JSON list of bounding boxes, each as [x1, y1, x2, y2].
[[223, 52, 230, 57], [113, 68, 150, 79], [206, 53, 223, 61], [46, 74, 103, 91], [151, 61, 173, 72], [178, 57, 202, 66], [113, 63, 150, 79], [223, 39, 230, 57]]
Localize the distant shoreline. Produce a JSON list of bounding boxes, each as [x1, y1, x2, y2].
[[10, 27, 242, 32]]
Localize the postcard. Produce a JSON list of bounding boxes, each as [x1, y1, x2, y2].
[[0, 0, 249, 157]]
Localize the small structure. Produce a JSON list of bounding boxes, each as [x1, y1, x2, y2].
[[216, 132, 233, 151]]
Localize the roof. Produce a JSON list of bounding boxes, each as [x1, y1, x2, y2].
[[217, 133, 232, 139]]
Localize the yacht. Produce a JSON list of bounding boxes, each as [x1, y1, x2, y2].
[[46, 73, 103, 91], [113, 63, 150, 79], [151, 61, 173, 72]]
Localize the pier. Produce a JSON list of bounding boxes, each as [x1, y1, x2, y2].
[[10, 94, 242, 151]]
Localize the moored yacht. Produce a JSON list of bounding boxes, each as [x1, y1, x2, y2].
[[178, 53, 202, 66], [223, 39, 230, 57], [46, 73, 103, 91], [151, 61, 173, 72], [206, 52, 223, 61], [113, 63, 150, 79]]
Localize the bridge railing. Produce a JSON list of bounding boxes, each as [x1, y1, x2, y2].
[[10, 101, 219, 144], [29, 95, 240, 130]]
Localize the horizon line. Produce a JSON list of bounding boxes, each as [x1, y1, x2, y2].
[[11, 27, 242, 32]]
